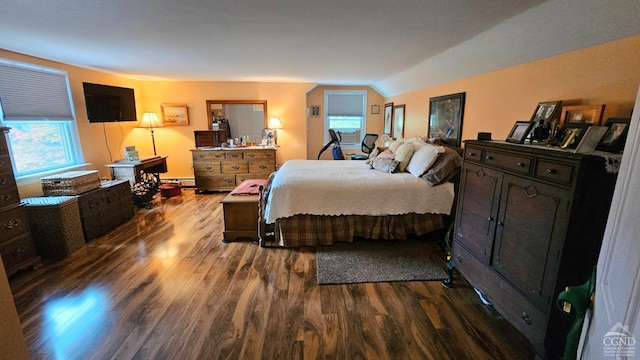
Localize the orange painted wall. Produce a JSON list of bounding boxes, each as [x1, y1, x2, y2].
[[386, 35, 640, 143]]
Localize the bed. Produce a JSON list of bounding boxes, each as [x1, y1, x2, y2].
[[258, 140, 462, 247]]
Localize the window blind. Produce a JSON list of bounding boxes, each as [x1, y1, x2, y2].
[[0, 61, 73, 121], [326, 93, 365, 117]]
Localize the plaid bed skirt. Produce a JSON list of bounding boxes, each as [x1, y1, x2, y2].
[[261, 212, 444, 247]]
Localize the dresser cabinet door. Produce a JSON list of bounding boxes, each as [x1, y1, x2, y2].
[[492, 174, 571, 308], [455, 162, 502, 264]]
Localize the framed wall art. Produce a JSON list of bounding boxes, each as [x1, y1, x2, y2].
[[392, 104, 405, 139], [506, 121, 534, 144], [428, 92, 466, 147], [558, 104, 605, 127], [371, 104, 380, 114], [310, 105, 320, 118], [161, 103, 189, 126], [383, 102, 393, 134]]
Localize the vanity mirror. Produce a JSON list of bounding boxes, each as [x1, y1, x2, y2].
[[206, 100, 267, 145]]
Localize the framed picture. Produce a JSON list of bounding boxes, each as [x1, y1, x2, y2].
[[161, 103, 189, 126], [428, 92, 466, 147], [556, 123, 590, 149], [596, 117, 631, 153], [371, 104, 380, 114], [383, 102, 394, 134], [529, 100, 562, 142], [310, 105, 320, 118], [393, 104, 405, 139], [506, 121, 534, 144], [559, 104, 606, 127]]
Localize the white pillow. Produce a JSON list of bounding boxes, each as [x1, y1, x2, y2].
[[388, 139, 403, 153], [407, 143, 441, 177]]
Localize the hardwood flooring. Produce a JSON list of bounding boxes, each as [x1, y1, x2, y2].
[[9, 188, 535, 359]]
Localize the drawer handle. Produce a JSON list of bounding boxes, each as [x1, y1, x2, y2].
[[521, 312, 533, 325], [265, 154, 273, 158], [197, 154, 205, 159], [2, 219, 21, 229], [247, 154, 255, 158], [231, 165, 240, 170], [456, 255, 463, 263], [0, 194, 11, 202], [0, 160, 4, 167], [224, 178, 233, 183], [0, 177, 7, 185], [11, 245, 27, 256], [259, 165, 267, 170], [215, 154, 223, 158], [486, 156, 493, 161], [468, 152, 476, 157], [203, 166, 213, 171], [546, 168, 557, 174], [231, 154, 240, 158], [517, 162, 525, 167], [497, 221, 504, 227]]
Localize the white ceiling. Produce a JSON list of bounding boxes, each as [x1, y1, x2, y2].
[[1, 0, 639, 96]]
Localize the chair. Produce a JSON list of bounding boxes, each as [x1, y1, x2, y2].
[[350, 133, 378, 160]]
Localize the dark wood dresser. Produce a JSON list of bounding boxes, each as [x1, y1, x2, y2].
[[447, 140, 618, 358], [0, 127, 39, 276], [77, 180, 134, 241]]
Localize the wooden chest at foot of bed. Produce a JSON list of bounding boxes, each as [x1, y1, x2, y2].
[[221, 193, 259, 243]]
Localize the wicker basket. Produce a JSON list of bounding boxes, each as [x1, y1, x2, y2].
[[23, 196, 85, 260], [41, 170, 101, 195]]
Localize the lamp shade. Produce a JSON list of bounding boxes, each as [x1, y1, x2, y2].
[[268, 117, 283, 129], [139, 111, 164, 129]]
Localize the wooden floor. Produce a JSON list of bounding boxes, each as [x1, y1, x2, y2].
[[9, 188, 535, 360]]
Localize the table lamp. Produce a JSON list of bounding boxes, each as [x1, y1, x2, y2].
[[268, 117, 283, 145]]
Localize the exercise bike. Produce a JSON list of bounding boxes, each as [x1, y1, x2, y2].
[[316, 129, 345, 160]]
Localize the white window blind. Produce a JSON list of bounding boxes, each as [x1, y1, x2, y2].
[[326, 93, 365, 117], [0, 61, 74, 120]]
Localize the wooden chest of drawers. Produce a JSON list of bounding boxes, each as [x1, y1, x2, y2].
[[191, 147, 276, 192], [0, 127, 39, 276], [76, 180, 134, 241]]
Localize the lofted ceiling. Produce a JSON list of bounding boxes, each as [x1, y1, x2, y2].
[[1, 0, 639, 96]]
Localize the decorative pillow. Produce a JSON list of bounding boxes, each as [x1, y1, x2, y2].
[[388, 139, 403, 153], [393, 143, 415, 172], [376, 149, 395, 159], [365, 147, 380, 165], [421, 146, 463, 186], [370, 157, 399, 173], [407, 143, 440, 177]]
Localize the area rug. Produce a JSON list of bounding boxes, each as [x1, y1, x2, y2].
[[316, 240, 448, 285]]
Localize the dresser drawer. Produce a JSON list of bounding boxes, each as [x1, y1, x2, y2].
[[243, 150, 275, 160], [225, 151, 243, 160], [221, 162, 249, 174], [0, 182, 20, 211], [193, 162, 221, 174], [192, 151, 226, 160], [464, 147, 483, 162], [0, 232, 37, 273], [0, 205, 30, 243], [237, 173, 271, 183], [484, 151, 532, 174], [194, 174, 236, 190], [249, 161, 275, 173], [0, 153, 12, 174], [535, 160, 575, 185]]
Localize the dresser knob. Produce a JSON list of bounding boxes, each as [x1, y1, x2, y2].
[[457, 255, 463, 263], [521, 312, 532, 325], [224, 179, 232, 183], [486, 156, 494, 161], [10, 245, 27, 256], [259, 165, 267, 169], [247, 154, 255, 158], [2, 219, 21, 229], [546, 168, 557, 174], [497, 221, 504, 227], [231, 165, 240, 170], [517, 162, 524, 167], [0, 194, 11, 202]]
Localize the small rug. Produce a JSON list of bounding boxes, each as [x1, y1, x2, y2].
[[316, 240, 448, 285]]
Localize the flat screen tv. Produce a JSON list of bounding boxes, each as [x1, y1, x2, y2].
[[83, 82, 137, 122]]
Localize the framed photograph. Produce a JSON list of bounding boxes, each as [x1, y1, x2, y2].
[[371, 104, 380, 114], [556, 123, 590, 149], [161, 103, 189, 126], [596, 117, 631, 153], [310, 105, 320, 118], [506, 121, 534, 144], [559, 104, 606, 127], [428, 92, 466, 147], [383, 102, 394, 134], [393, 104, 405, 139], [529, 100, 562, 142]]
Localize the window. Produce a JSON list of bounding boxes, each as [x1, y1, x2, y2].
[[324, 90, 367, 147], [0, 59, 84, 180]]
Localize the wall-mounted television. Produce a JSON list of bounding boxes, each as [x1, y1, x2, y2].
[[83, 82, 137, 122]]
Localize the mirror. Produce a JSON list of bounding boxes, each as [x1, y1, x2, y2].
[[206, 100, 267, 145]]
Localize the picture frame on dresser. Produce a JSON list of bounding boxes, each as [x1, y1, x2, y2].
[[506, 120, 534, 143], [557, 123, 590, 149], [596, 117, 631, 153], [529, 100, 562, 142], [558, 104, 606, 128]]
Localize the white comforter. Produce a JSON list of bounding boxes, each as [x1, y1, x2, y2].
[[264, 160, 455, 223]]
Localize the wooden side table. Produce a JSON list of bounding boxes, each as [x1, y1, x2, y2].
[[221, 193, 259, 243]]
